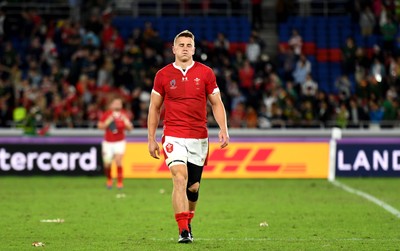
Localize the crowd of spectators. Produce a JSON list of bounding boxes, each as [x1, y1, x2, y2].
[[277, 0, 400, 129], [0, 1, 399, 134]]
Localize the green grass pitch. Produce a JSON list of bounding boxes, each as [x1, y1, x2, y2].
[[0, 177, 399, 250]]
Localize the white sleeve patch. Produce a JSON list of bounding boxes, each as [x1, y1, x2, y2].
[[211, 87, 220, 95], [152, 89, 161, 96]]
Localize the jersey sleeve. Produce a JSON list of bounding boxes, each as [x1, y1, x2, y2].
[[152, 71, 165, 97], [99, 111, 109, 122], [205, 67, 220, 95]]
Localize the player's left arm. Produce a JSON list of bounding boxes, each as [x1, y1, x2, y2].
[[208, 92, 229, 148], [122, 112, 133, 131]]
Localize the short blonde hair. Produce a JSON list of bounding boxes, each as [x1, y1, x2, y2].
[[173, 30, 195, 46]]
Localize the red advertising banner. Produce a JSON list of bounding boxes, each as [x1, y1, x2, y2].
[[114, 142, 329, 178]]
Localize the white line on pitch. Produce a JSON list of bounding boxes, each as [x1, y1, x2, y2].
[[331, 180, 400, 219]]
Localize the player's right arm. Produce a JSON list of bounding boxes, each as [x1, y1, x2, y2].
[[147, 91, 164, 159], [97, 113, 113, 130]]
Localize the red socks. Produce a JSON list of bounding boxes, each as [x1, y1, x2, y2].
[[175, 212, 189, 232], [175, 211, 195, 232], [104, 167, 112, 180], [188, 211, 195, 225], [117, 166, 123, 183]]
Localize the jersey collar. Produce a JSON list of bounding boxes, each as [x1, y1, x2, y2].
[[173, 61, 195, 76]]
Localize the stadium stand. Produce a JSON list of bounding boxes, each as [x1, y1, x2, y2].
[[0, 0, 399, 133]]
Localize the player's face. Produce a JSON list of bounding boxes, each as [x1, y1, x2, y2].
[[110, 99, 123, 111], [173, 36, 195, 63]]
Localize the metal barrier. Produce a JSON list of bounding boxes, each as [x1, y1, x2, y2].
[[0, 128, 399, 138]]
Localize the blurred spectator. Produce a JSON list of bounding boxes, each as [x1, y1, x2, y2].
[[147, 30, 164, 55], [336, 103, 350, 128], [229, 101, 246, 128], [42, 37, 59, 69], [81, 49, 99, 79], [382, 86, 398, 123], [0, 98, 12, 127], [317, 99, 331, 127], [270, 102, 285, 127], [354, 47, 370, 83], [0, 41, 18, 80], [380, 16, 397, 54], [359, 6, 375, 36], [299, 100, 315, 126], [335, 75, 352, 100], [341, 37, 357, 75], [0, 8, 10, 42], [378, 3, 389, 28], [257, 103, 271, 128], [82, 31, 101, 48], [369, 58, 386, 86], [238, 60, 255, 95], [288, 28, 303, 57], [292, 54, 311, 93], [245, 35, 261, 65], [285, 80, 298, 101], [301, 74, 318, 98], [245, 106, 258, 128], [214, 32, 230, 59], [97, 56, 114, 87], [22, 106, 39, 135], [348, 98, 369, 127], [280, 46, 296, 82], [282, 96, 301, 125], [368, 100, 384, 124]]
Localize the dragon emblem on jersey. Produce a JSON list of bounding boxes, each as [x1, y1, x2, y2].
[[166, 143, 174, 153], [169, 79, 177, 89]]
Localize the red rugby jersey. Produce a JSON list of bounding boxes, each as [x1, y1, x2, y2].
[[100, 110, 129, 142], [152, 61, 220, 138]]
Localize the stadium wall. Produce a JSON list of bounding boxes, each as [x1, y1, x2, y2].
[[0, 129, 399, 178]]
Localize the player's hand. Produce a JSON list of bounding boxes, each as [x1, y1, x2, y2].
[[219, 130, 230, 148], [148, 140, 160, 159], [122, 115, 133, 129], [105, 116, 114, 127]]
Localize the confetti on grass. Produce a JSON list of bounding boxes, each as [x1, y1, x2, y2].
[[116, 193, 126, 199], [32, 242, 45, 247], [40, 219, 64, 223]]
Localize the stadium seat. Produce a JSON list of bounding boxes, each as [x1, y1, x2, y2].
[[303, 42, 316, 55], [329, 49, 342, 62]]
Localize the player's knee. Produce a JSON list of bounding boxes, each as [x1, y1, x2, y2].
[[187, 183, 200, 202], [188, 182, 200, 193], [103, 160, 112, 167], [173, 174, 187, 190]]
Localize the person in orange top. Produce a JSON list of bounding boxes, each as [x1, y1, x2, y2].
[[97, 97, 133, 189]]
